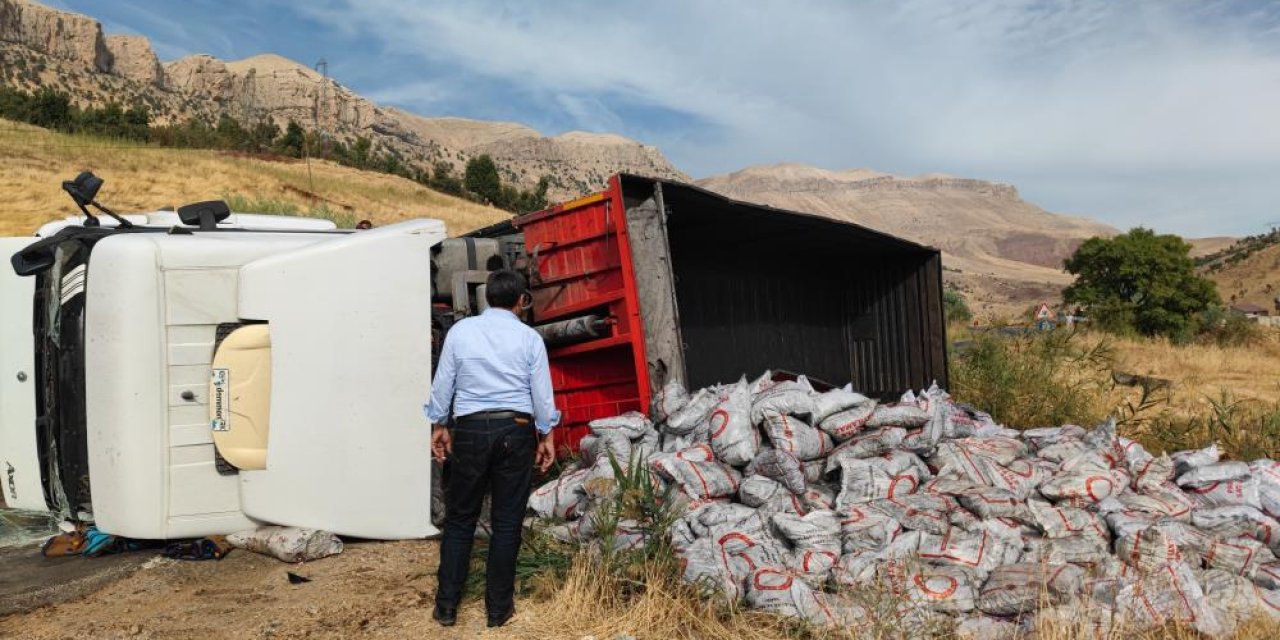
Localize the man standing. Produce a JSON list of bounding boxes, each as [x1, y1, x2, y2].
[[425, 269, 559, 628]]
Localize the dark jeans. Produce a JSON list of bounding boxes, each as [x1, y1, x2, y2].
[[436, 417, 536, 617]]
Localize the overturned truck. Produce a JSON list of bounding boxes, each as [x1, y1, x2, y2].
[[449, 174, 948, 450], [2, 179, 443, 541], [1, 173, 946, 541]]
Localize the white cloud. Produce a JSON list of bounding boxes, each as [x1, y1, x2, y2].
[[363, 80, 457, 112], [296, 0, 1280, 236]]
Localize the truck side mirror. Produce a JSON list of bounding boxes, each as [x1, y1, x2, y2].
[[11, 244, 55, 276], [62, 171, 103, 207], [177, 200, 232, 231]]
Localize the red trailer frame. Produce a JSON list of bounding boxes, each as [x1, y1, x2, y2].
[[513, 176, 650, 452]]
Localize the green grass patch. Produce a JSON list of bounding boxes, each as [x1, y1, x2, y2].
[[221, 192, 357, 228]]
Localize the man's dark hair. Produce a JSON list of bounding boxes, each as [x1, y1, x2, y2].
[[485, 269, 529, 309]]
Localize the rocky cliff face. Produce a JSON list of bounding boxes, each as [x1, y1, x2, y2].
[[219, 54, 386, 135], [0, 0, 108, 71], [103, 34, 163, 86], [0, 0, 685, 200], [163, 54, 238, 105]]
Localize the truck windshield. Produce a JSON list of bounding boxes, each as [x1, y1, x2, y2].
[[32, 237, 96, 519]]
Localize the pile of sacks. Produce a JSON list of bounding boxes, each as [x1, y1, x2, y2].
[[528, 372, 1280, 637]]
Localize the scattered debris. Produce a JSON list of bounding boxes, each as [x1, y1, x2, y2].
[[40, 523, 156, 558], [226, 527, 343, 563], [1111, 371, 1173, 391], [163, 536, 234, 561], [533, 372, 1280, 637], [0, 510, 61, 550], [286, 571, 312, 584]]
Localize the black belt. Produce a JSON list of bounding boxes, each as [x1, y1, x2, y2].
[[457, 410, 532, 423]]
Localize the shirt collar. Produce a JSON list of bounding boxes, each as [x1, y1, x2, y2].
[[482, 307, 519, 320]]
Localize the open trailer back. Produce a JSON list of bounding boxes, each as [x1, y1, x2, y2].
[[465, 174, 949, 450]]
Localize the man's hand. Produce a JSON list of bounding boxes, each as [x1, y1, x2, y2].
[[535, 431, 555, 473], [431, 425, 452, 463]]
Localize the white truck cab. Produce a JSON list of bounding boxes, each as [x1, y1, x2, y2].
[[3, 184, 442, 540]]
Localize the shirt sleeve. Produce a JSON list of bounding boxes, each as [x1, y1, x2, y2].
[[529, 333, 561, 434], [424, 331, 458, 425]]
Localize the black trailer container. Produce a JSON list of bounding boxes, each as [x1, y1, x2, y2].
[[464, 174, 948, 448]]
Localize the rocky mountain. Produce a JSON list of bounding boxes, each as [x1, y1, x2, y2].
[[0, 0, 685, 199], [698, 164, 1119, 316], [2, 0, 1137, 317]]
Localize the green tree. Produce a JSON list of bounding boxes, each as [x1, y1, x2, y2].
[[29, 87, 71, 130], [0, 85, 33, 122], [123, 105, 150, 141], [214, 113, 249, 149], [248, 119, 279, 152], [1063, 228, 1219, 338], [464, 154, 502, 205], [379, 151, 404, 177], [523, 176, 550, 212], [349, 136, 372, 169], [177, 117, 215, 147], [277, 120, 305, 157], [429, 161, 462, 195]]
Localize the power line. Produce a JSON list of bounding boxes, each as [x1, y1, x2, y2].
[[314, 58, 329, 133], [296, 58, 331, 197]]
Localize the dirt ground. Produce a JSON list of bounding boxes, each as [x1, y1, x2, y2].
[[0, 540, 565, 640]]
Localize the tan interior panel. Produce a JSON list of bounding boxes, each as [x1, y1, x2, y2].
[[209, 324, 271, 470]]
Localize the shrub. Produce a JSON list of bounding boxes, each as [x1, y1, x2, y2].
[[1195, 305, 1265, 348], [950, 328, 1113, 429], [943, 289, 972, 325]]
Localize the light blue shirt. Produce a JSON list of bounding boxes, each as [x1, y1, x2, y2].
[[424, 308, 561, 434]]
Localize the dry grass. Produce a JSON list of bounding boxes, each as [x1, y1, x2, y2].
[[950, 326, 1280, 459], [1074, 331, 1280, 458], [1108, 333, 1280, 410], [516, 555, 768, 639], [0, 119, 507, 235], [512, 553, 1280, 639]]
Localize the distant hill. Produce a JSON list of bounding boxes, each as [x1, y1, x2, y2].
[[1197, 232, 1280, 312], [697, 163, 1119, 317], [1188, 236, 1238, 259], [0, 0, 685, 201]]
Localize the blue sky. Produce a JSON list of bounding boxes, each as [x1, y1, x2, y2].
[[53, 0, 1280, 237]]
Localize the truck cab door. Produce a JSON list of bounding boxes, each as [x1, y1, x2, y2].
[[228, 221, 445, 539], [0, 237, 46, 511]]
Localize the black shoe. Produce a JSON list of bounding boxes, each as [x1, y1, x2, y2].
[[486, 607, 514, 628], [433, 604, 457, 627]]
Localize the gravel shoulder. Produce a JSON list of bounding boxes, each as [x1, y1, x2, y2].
[[0, 539, 547, 639]]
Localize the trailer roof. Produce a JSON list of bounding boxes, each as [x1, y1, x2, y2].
[[615, 174, 939, 256], [470, 174, 939, 257]]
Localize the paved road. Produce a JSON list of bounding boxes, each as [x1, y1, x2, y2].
[[0, 544, 152, 617]]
